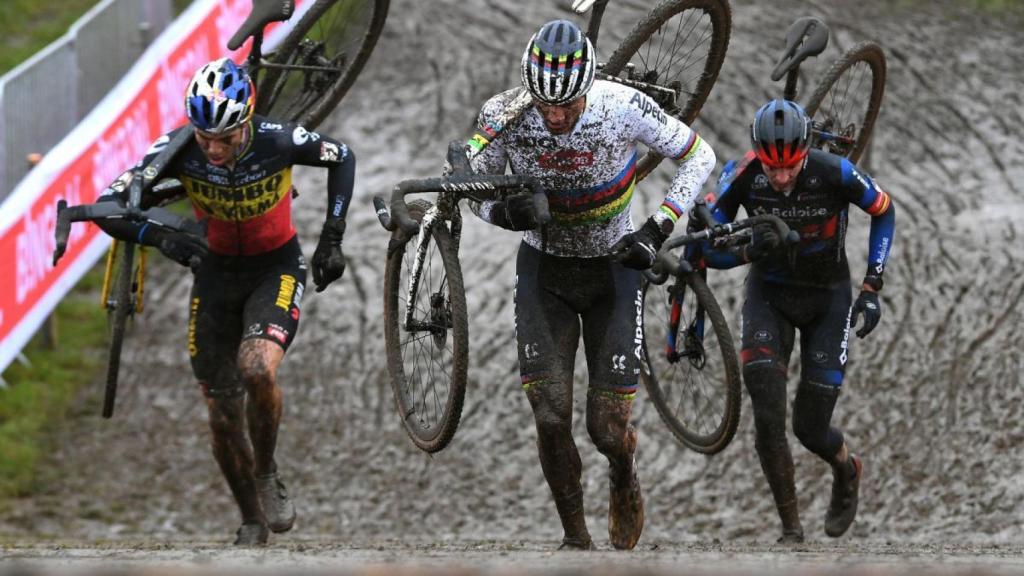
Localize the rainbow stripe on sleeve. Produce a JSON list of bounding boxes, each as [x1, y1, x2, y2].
[[673, 132, 702, 161]]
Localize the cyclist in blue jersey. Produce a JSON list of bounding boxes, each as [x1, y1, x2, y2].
[[93, 58, 354, 545], [468, 20, 716, 550], [703, 99, 895, 542]]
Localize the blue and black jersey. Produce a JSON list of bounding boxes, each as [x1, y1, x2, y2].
[[704, 149, 895, 288]]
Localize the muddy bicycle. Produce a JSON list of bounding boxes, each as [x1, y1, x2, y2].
[[52, 0, 389, 418], [376, 0, 732, 453], [770, 16, 887, 163], [637, 17, 887, 453]]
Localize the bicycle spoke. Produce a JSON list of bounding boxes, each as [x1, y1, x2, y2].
[[635, 8, 715, 101]]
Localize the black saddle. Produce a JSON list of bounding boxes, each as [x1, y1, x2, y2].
[[227, 0, 295, 50], [770, 17, 830, 81]]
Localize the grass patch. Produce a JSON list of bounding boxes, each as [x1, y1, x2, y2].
[[0, 0, 199, 75], [0, 265, 108, 498], [0, 0, 196, 502], [0, 0, 104, 74]]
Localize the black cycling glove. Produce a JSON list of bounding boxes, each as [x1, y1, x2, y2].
[[490, 194, 539, 231], [312, 218, 347, 292], [612, 217, 669, 270], [744, 222, 782, 262], [850, 290, 881, 338], [155, 231, 208, 269]]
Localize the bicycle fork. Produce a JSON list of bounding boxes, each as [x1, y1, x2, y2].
[[402, 204, 454, 338], [663, 279, 708, 368]]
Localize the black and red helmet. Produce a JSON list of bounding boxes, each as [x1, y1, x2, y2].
[[751, 99, 812, 168]]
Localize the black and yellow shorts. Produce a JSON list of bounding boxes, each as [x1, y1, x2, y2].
[[188, 235, 307, 397]]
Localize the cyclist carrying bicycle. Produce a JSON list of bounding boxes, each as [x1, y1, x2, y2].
[[703, 99, 895, 542], [92, 58, 355, 545], [468, 20, 716, 550]]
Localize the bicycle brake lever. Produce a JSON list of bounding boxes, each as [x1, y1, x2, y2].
[[53, 200, 71, 266]]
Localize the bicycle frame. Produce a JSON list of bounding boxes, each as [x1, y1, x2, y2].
[[400, 193, 463, 332]]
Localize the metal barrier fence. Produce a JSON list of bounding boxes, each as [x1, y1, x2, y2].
[[0, 0, 172, 200]]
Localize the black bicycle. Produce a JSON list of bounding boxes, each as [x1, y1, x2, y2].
[[374, 142, 550, 453], [52, 0, 389, 418], [640, 204, 798, 454]]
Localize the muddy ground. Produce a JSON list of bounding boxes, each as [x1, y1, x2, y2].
[[3, 0, 1024, 572]]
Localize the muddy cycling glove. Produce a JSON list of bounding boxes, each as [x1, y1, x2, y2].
[[850, 290, 881, 338], [312, 217, 346, 292], [490, 194, 539, 231], [153, 229, 208, 269], [612, 217, 669, 270], [744, 223, 782, 262]]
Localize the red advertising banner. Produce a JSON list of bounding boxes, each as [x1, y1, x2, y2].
[[0, 0, 312, 371]]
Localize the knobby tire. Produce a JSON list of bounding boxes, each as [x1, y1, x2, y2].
[[383, 200, 468, 453], [804, 40, 886, 164], [103, 241, 136, 419], [640, 271, 740, 454], [603, 0, 732, 181], [257, 0, 390, 129]]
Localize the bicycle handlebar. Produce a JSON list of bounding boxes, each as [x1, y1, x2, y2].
[[374, 141, 551, 235], [53, 199, 206, 266], [651, 214, 798, 279]]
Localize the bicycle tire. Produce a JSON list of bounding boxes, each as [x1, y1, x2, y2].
[[383, 200, 468, 453], [640, 270, 740, 454], [102, 241, 136, 419], [603, 0, 731, 181], [256, 0, 390, 130], [804, 40, 886, 164]]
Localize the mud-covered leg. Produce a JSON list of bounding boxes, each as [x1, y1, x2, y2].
[[202, 371, 268, 545], [237, 263, 305, 535], [239, 338, 295, 534], [515, 242, 591, 550], [797, 287, 860, 538], [582, 262, 644, 550], [587, 391, 643, 550], [741, 277, 802, 542], [525, 381, 592, 549], [745, 362, 803, 542]]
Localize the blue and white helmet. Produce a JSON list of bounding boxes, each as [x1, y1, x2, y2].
[[521, 20, 596, 105], [185, 58, 255, 134]]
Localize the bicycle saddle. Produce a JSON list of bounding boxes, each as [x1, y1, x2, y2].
[[770, 17, 830, 81], [228, 0, 296, 50]]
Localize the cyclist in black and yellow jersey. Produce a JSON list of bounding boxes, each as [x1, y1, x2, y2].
[[93, 58, 355, 545]]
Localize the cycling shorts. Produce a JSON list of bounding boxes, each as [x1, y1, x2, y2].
[[514, 241, 643, 399], [188, 235, 307, 397], [740, 273, 853, 388]]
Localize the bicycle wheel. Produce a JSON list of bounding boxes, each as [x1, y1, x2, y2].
[[804, 41, 886, 164], [603, 0, 731, 181], [103, 241, 137, 419], [640, 270, 740, 454], [383, 200, 468, 453], [256, 0, 390, 130]]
